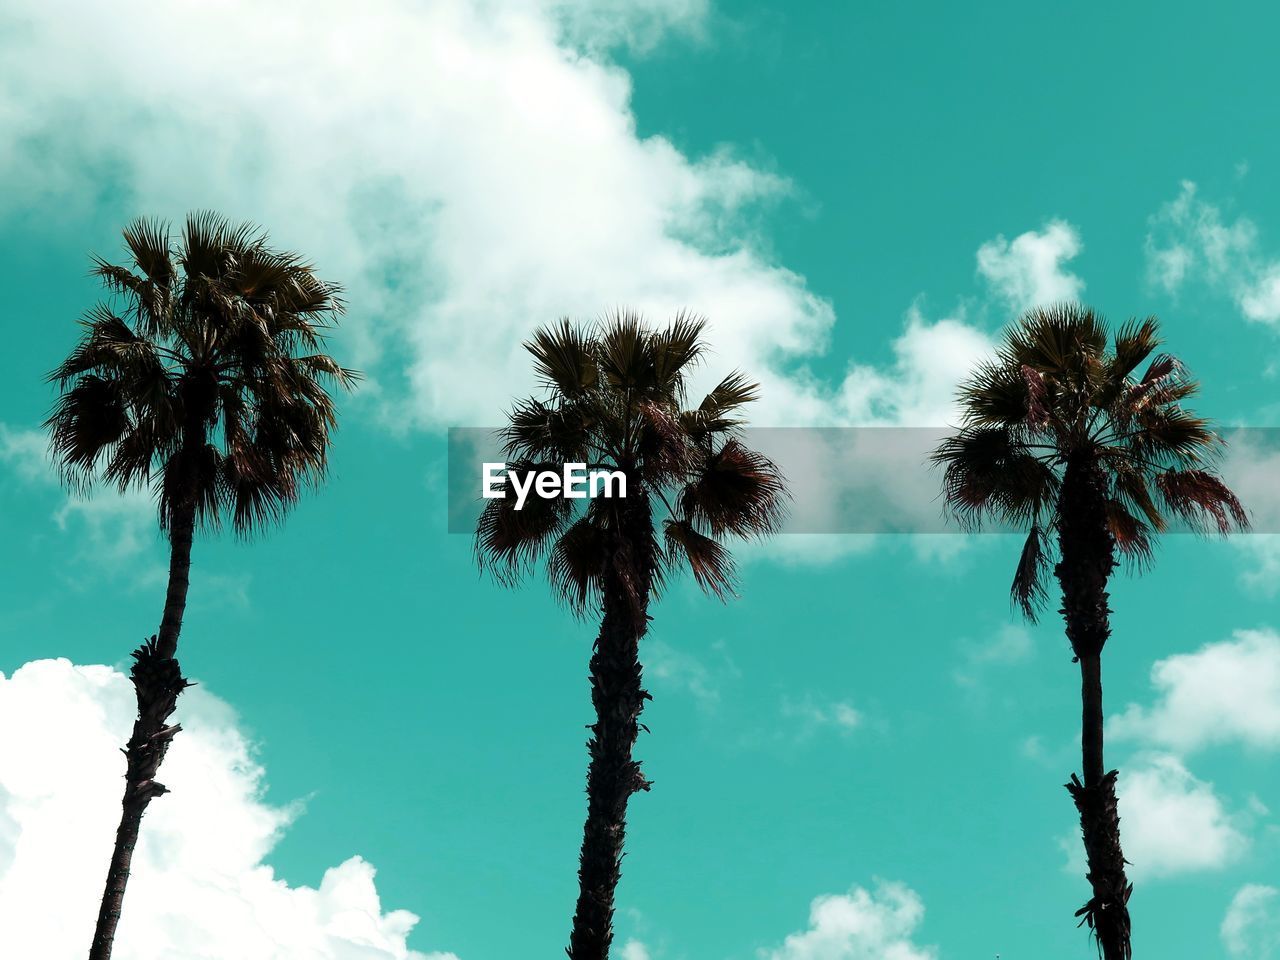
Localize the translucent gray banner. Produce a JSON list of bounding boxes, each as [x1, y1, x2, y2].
[[447, 426, 1280, 535]]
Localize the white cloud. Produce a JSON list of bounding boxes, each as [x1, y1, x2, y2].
[[645, 638, 736, 709], [0, 435, 252, 608], [55, 486, 159, 564], [1223, 884, 1280, 959], [1237, 537, 1280, 594], [739, 534, 880, 566], [0, 658, 452, 960], [0, 0, 1015, 442], [1111, 629, 1280, 754], [0, 423, 50, 483], [619, 940, 652, 960], [781, 695, 863, 739], [760, 881, 936, 960], [0, 420, 159, 567], [1116, 754, 1249, 878], [1058, 754, 1247, 880], [1217, 430, 1280, 591], [1145, 181, 1280, 324], [976, 220, 1085, 312], [0, 0, 838, 430], [0, 0, 1068, 576], [837, 304, 995, 427], [552, 0, 710, 52], [954, 624, 1032, 687], [744, 233, 1070, 564], [721, 303, 994, 565]]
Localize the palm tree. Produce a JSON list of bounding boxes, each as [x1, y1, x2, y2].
[[46, 213, 357, 960], [932, 304, 1247, 960], [476, 312, 787, 960]]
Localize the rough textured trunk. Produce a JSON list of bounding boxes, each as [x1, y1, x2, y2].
[[1056, 452, 1132, 960], [156, 501, 195, 659], [566, 495, 653, 960], [88, 499, 195, 960]]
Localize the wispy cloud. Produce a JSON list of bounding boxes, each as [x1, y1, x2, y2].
[[645, 638, 738, 710], [780, 694, 863, 740], [1223, 884, 1280, 959], [1145, 181, 1280, 325], [953, 623, 1033, 689], [0, 424, 50, 483]]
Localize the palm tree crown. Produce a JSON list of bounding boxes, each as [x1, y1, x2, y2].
[[476, 311, 788, 608], [933, 303, 1248, 619], [46, 213, 358, 534]]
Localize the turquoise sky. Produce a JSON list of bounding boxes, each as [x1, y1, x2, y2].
[[2, 2, 1279, 958]]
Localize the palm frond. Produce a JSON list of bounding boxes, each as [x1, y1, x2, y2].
[[547, 517, 605, 615], [44, 375, 130, 485], [677, 438, 787, 538], [475, 462, 574, 582], [596, 309, 654, 393], [941, 302, 1244, 617], [48, 214, 356, 537], [682, 371, 759, 439], [480, 310, 787, 605], [1109, 316, 1161, 381], [180, 210, 234, 279], [503, 398, 591, 462], [933, 427, 1058, 527], [1011, 523, 1052, 620], [664, 518, 735, 600], [525, 318, 598, 397], [121, 218, 174, 286], [1106, 499, 1155, 571], [1155, 470, 1250, 535], [956, 360, 1030, 428], [650, 310, 706, 393]]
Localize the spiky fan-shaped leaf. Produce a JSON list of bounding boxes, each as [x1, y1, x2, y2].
[[933, 303, 1248, 618], [46, 214, 358, 537], [476, 312, 788, 613]]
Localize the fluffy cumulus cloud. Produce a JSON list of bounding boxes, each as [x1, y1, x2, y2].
[[0, 0, 1022, 438], [0, 659, 453, 959], [1145, 181, 1280, 324], [837, 305, 994, 427], [1111, 629, 1280, 754], [0, 0, 840, 429], [1059, 754, 1247, 881], [0, 0, 1087, 578], [837, 219, 1087, 430], [1087, 629, 1280, 881], [1115, 755, 1249, 878], [1223, 884, 1280, 959], [976, 220, 1085, 312], [761, 881, 936, 960]]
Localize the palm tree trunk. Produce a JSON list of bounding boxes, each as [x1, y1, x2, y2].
[[567, 499, 653, 960], [88, 499, 195, 960], [1056, 452, 1132, 960]]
